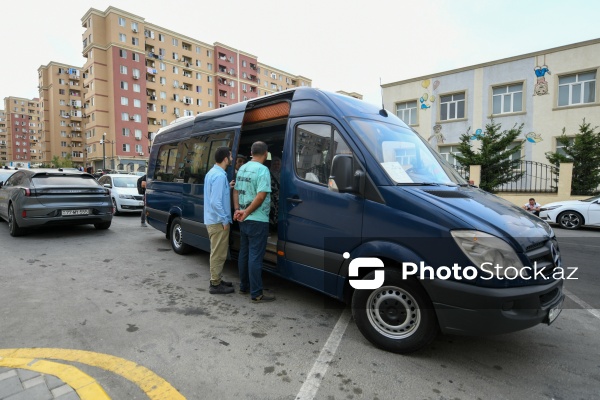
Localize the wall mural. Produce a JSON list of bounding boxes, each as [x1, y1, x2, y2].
[[534, 64, 551, 96], [526, 132, 543, 143], [420, 79, 440, 109], [470, 128, 483, 141], [428, 124, 445, 144]]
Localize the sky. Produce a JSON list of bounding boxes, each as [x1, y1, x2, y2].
[[1, 0, 599, 108]]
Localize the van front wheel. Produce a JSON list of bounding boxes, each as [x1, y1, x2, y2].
[[351, 270, 438, 354], [170, 217, 191, 255]]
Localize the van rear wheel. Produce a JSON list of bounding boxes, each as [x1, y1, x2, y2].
[[170, 217, 191, 254], [351, 269, 438, 354]]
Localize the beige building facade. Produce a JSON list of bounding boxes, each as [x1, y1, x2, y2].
[[382, 38, 600, 168], [81, 6, 311, 172], [37, 62, 84, 167]]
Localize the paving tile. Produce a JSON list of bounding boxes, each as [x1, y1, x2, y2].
[[3, 382, 53, 400], [0, 369, 18, 382], [51, 384, 75, 397], [55, 391, 80, 400], [22, 375, 46, 389], [44, 374, 65, 391], [0, 375, 23, 399], [17, 369, 40, 382]]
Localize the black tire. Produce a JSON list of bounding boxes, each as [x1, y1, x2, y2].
[[112, 198, 119, 215], [8, 204, 25, 237], [94, 221, 111, 230], [351, 269, 438, 354], [170, 217, 191, 254], [558, 211, 583, 230]]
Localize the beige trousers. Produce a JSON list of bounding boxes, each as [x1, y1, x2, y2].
[[207, 223, 230, 285]]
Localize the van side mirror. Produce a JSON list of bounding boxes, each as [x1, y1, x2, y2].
[[329, 154, 364, 194], [103, 183, 112, 188]]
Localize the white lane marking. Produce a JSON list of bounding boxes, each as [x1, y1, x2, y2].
[[295, 308, 352, 400], [564, 288, 600, 320]]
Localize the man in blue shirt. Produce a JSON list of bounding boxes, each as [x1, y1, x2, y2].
[[233, 141, 274, 302], [204, 146, 235, 294]]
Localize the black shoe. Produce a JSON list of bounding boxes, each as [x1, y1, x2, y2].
[[209, 283, 234, 294], [251, 294, 275, 303], [221, 280, 233, 287], [239, 288, 249, 295]]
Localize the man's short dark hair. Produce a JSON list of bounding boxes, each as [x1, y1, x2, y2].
[[529, 198, 536, 202], [215, 147, 231, 163], [251, 141, 268, 156]]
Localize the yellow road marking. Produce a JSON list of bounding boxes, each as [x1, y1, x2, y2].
[[0, 348, 185, 400], [0, 357, 110, 400]]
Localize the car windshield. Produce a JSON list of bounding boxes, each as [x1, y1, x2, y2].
[[348, 118, 466, 185], [113, 176, 139, 188], [582, 195, 600, 202]]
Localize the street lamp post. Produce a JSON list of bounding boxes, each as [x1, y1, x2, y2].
[[110, 140, 115, 170], [102, 132, 106, 170]]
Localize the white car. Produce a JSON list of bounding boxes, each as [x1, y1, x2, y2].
[[97, 174, 144, 215], [539, 195, 600, 229]]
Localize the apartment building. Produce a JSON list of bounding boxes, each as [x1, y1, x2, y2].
[[382, 38, 600, 167], [37, 62, 85, 167], [81, 6, 311, 172], [1, 97, 42, 166]]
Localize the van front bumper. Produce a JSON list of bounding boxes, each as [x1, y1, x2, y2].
[[425, 278, 564, 335]]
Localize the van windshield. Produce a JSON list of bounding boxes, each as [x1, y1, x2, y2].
[[349, 118, 466, 185]]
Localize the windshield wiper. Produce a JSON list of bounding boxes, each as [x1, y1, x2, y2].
[[397, 182, 440, 186]]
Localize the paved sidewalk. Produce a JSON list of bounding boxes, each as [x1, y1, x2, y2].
[[0, 368, 80, 400]]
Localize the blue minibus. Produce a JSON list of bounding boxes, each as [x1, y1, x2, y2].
[[146, 88, 564, 353]]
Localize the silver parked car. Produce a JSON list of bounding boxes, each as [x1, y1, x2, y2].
[[0, 169, 113, 236]]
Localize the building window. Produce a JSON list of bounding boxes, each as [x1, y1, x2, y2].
[[492, 83, 523, 114], [135, 130, 142, 140], [133, 114, 141, 122], [121, 81, 128, 90], [121, 97, 129, 106], [132, 37, 139, 46], [440, 92, 465, 121], [173, 66, 179, 74], [135, 144, 143, 153], [133, 84, 141, 93], [121, 112, 129, 121], [438, 145, 462, 167], [396, 101, 418, 125], [118, 17, 126, 27], [558, 71, 596, 107], [119, 49, 127, 58], [555, 137, 575, 157], [172, 38, 178, 46], [120, 65, 128, 75], [134, 99, 141, 108], [158, 33, 164, 42], [132, 53, 139, 62], [160, 91, 167, 99], [161, 105, 167, 113], [160, 77, 166, 85], [123, 144, 130, 152], [131, 22, 138, 31], [160, 62, 166, 71], [119, 33, 126, 43], [122, 128, 130, 137]]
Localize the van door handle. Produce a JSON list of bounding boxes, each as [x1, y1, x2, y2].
[[286, 197, 303, 204]]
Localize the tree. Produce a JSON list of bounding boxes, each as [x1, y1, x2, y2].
[[455, 120, 524, 193], [51, 154, 73, 168], [546, 119, 600, 195]]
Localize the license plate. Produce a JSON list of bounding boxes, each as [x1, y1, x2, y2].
[[62, 209, 89, 216], [548, 298, 563, 325]]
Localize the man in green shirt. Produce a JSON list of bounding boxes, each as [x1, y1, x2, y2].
[[233, 141, 274, 302]]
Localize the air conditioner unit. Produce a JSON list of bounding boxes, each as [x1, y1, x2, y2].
[[132, 28, 138, 33], [133, 75, 139, 80], [153, 121, 158, 125], [139, 152, 144, 156], [130, 116, 136, 120], [180, 86, 186, 89]]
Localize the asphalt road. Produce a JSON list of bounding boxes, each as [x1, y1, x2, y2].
[[0, 214, 599, 399]]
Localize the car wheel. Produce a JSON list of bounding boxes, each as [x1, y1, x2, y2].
[[8, 204, 25, 237], [352, 269, 438, 354], [558, 211, 583, 230], [170, 217, 191, 255], [94, 221, 111, 230], [112, 198, 119, 216]]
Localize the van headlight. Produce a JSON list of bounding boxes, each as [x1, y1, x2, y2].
[[451, 230, 527, 279], [119, 194, 135, 199]]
